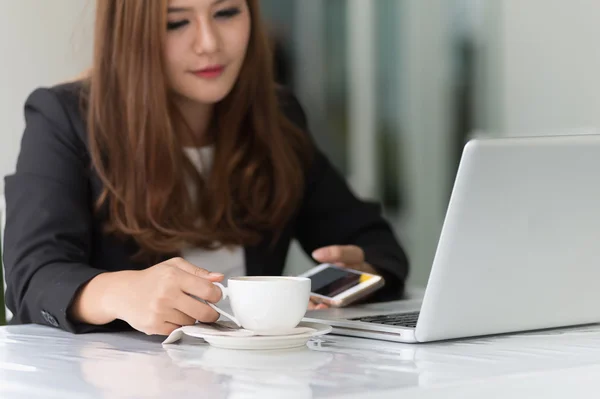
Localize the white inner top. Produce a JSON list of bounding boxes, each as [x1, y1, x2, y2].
[[181, 146, 245, 282]]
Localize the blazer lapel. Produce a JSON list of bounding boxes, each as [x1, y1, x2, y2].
[[244, 242, 267, 276], [244, 229, 281, 276]]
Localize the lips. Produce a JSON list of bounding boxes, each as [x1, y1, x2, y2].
[[192, 65, 225, 79]]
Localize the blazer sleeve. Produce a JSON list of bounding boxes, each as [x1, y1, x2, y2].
[[285, 93, 410, 301], [3, 87, 113, 333]]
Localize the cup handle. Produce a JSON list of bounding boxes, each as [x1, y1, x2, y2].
[[206, 283, 242, 327]]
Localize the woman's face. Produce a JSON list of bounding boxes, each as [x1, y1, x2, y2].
[[164, 0, 251, 106]]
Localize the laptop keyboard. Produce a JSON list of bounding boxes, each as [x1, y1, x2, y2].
[[350, 311, 420, 328]]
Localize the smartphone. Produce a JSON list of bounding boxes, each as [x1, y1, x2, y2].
[[298, 264, 384, 308]]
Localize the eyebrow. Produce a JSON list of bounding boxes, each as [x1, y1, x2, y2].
[[167, 0, 228, 13]]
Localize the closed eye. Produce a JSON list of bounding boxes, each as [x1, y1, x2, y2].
[[214, 7, 241, 19], [167, 20, 189, 31]]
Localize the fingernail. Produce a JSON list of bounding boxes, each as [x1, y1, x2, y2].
[[208, 272, 224, 277], [312, 248, 328, 259]]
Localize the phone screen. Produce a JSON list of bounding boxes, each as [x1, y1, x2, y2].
[[309, 266, 367, 297]]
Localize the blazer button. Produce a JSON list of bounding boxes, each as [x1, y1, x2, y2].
[[41, 310, 59, 328]]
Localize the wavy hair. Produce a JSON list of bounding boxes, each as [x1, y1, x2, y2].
[[86, 0, 311, 259]]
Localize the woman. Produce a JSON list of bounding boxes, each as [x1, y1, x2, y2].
[[3, 0, 408, 336]]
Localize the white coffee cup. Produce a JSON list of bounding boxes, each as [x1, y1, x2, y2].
[[207, 276, 311, 334]]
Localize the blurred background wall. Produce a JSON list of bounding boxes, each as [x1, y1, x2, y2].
[[0, 1, 94, 193], [1, 0, 600, 289]]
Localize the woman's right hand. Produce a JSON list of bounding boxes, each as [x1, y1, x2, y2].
[[71, 257, 224, 336]]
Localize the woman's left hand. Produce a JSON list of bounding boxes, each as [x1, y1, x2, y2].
[[307, 245, 379, 310]]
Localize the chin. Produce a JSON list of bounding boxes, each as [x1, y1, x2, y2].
[[181, 85, 235, 105]]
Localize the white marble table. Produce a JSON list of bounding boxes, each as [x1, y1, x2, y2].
[[2, 322, 600, 398]]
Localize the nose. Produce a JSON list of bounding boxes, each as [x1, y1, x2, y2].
[[193, 17, 220, 54]]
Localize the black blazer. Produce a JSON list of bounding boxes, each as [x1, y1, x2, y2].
[[3, 82, 409, 333]]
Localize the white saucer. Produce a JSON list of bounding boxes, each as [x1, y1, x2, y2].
[[201, 322, 332, 350]]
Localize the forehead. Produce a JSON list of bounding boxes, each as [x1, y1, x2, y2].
[[168, 0, 230, 11]]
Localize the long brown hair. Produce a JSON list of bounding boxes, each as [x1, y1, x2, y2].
[[86, 0, 311, 259]]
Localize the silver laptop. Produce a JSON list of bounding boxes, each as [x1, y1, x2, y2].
[[304, 135, 600, 343]]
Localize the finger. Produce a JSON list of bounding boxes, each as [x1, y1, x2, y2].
[[164, 308, 196, 327], [316, 303, 329, 310], [177, 273, 223, 304], [166, 257, 225, 281], [152, 322, 181, 336], [175, 293, 220, 323], [312, 245, 364, 264], [308, 301, 317, 310]]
